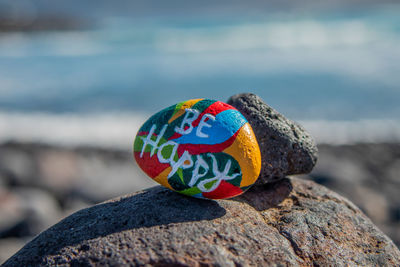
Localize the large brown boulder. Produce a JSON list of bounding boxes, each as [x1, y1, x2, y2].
[[4, 177, 399, 266]]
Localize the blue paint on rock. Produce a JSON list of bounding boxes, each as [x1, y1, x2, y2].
[[174, 109, 247, 145]]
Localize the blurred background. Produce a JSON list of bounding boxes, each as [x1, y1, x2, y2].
[[0, 0, 399, 263]]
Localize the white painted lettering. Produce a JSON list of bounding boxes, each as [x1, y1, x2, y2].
[[196, 114, 215, 138], [168, 150, 193, 178], [157, 141, 179, 164], [140, 124, 168, 158], [188, 155, 209, 187], [141, 111, 240, 193], [174, 109, 199, 135], [197, 153, 241, 192]]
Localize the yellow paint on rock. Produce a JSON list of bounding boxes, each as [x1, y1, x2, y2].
[[153, 167, 174, 190], [223, 123, 261, 187], [168, 98, 204, 123]]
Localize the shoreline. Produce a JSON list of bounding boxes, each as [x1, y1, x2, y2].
[[1, 112, 400, 148]]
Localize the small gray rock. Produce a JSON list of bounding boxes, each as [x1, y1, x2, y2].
[[3, 178, 400, 266], [228, 93, 318, 184]]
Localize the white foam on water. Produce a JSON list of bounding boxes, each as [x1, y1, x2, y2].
[[0, 111, 149, 150], [0, 112, 399, 149], [300, 119, 400, 145]]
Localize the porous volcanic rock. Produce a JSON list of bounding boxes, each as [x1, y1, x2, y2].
[[4, 177, 399, 266], [228, 93, 318, 184]]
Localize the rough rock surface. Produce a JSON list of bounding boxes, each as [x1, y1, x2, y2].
[[305, 143, 400, 247], [228, 93, 318, 184], [4, 177, 399, 266]]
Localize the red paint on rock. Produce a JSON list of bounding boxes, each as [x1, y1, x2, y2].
[[134, 151, 170, 178], [192, 101, 234, 128], [202, 180, 243, 199]]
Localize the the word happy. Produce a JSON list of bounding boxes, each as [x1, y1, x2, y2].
[[139, 109, 241, 192]]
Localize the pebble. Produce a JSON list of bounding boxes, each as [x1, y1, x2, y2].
[[0, 187, 61, 239], [134, 99, 261, 199]]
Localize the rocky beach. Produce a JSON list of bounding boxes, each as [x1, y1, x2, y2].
[[1, 2, 400, 263], [1, 94, 399, 265], [1, 142, 399, 265]]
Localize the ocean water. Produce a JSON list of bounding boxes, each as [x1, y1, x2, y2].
[[0, 6, 400, 145]]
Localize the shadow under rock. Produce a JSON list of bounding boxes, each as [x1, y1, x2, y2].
[[5, 186, 226, 265], [232, 177, 293, 211]]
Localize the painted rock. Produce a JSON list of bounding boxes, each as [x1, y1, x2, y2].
[[133, 99, 261, 199]]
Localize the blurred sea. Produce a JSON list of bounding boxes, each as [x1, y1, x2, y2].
[[1, 4, 400, 146]]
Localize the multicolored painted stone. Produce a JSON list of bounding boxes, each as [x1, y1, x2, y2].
[[133, 99, 261, 199]]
